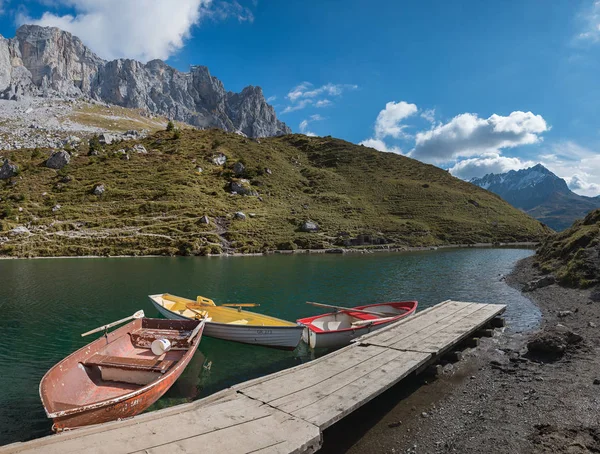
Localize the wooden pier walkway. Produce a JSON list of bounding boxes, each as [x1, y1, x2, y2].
[[1, 300, 505, 454]]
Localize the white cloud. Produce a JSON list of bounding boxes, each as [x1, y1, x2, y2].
[[18, 0, 252, 62], [205, 1, 254, 23], [315, 99, 332, 108], [577, 1, 600, 43], [282, 99, 312, 114], [539, 141, 600, 196], [420, 108, 435, 123], [373, 101, 418, 139], [298, 114, 325, 136], [359, 138, 402, 154], [266, 95, 277, 103], [359, 100, 417, 152], [449, 154, 535, 179], [281, 82, 357, 113], [411, 111, 549, 164]]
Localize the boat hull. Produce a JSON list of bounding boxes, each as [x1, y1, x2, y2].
[[150, 296, 303, 350], [41, 318, 203, 431], [303, 319, 393, 349], [298, 301, 418, 349]]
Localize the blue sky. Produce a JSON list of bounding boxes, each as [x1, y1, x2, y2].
[[2, 0, 600, 195]]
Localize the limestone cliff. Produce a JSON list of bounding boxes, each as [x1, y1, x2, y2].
[[0, 25, 290, 137]]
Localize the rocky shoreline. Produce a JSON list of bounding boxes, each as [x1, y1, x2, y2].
[[0, 242, 538, 260], [321, 255, 600, 453]]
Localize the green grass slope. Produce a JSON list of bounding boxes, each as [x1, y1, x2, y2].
[[0, 129, 551, 257], [536, 209, 600, 288]]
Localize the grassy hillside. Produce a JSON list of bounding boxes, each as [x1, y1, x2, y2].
[[536, 209, 600, 288], [0, 129, 551, 257]]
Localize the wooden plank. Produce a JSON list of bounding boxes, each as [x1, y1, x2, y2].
[[1, 393, 321, 454], [240, 345, 385, 403], [259, 347, 431, 413], [406, 304, 505, 355], [357, 300, 477, 347], [380, 303, 491, 352], [290, 351, 428, 429]]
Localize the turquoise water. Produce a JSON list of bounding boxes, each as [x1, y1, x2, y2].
[[0, 248, 537, 445]]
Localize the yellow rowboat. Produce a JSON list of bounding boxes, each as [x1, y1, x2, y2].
[[148, 294, 304, 350]]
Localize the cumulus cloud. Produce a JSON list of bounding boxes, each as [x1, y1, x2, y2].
[[359, 138, 402, 154], [373, 101, 418, 139], [298, 114, 324, 136], [359, 100, 417, 151], [281, 82, 357, 113], [449, 154, 535, 179], [18, 0, 252, 62], [411, 111, 549, 164]]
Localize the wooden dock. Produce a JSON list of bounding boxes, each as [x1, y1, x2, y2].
[[1, 300, 505, 454]]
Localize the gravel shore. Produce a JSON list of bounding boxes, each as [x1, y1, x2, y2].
[[321, 256, 600, 453]]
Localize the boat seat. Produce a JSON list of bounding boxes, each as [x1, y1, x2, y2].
[[227, 319, 249, 325], [83, 354, 175, 373]]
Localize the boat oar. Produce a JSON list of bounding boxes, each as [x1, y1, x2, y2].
[[221, 303, 260, 308], [81, 310, 145, 337], [351, 316, 397, 327], [306, 301, 396, 317]]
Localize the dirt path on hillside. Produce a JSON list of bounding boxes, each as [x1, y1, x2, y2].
[[320, 256, 600, 454]]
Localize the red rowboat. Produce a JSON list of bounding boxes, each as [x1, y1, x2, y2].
[[298, 301, 418, 349], [40, 317, 205, 431]]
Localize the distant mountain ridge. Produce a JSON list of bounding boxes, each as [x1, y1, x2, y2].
[[470, 164, 600, 231], [0, 24, 290, 138]]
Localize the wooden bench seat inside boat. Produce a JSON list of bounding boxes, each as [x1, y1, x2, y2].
[[83, 354, 176, 386], [83, 355, 175, 373]]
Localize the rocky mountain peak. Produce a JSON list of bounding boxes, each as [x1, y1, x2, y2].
[[0, 24, 290, 137], [471, 164, 600, 231]]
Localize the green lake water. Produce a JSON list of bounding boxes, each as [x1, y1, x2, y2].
[[0, 248, 538, 445]]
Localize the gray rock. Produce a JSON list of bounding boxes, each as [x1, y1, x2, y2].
[[234, 212, 247, 220], [527, 325, 583, 360], [8, 226, 30, 236], [557, 310, 573, 318], [301, 220, 319, 232], [46, 150, 70, 169], [133, 144, 147, 154], [248, 213, 256, 218], [196, 167, 203, 173], [98, 133, 119, 145], [230, 179, 258, 196], [233, 161, 245, 176], [523, 275, 555, 292], [0, 160, 18, 179], [93, 184, 105, 196], [200, 215, 210, 224], [265, 167, 272, 175], [212, 153, 227, 166], [52, 204, 61, 212]]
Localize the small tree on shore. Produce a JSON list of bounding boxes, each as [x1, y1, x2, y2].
[[173, 128, 181, 140], [166, 120, 175, 132]]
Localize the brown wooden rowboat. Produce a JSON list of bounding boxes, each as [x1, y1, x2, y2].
[[40, 318, 205, 431]]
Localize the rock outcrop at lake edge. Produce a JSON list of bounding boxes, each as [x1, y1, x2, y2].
[[535, 209, 600, 288], [0, 25, 290, 138]]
